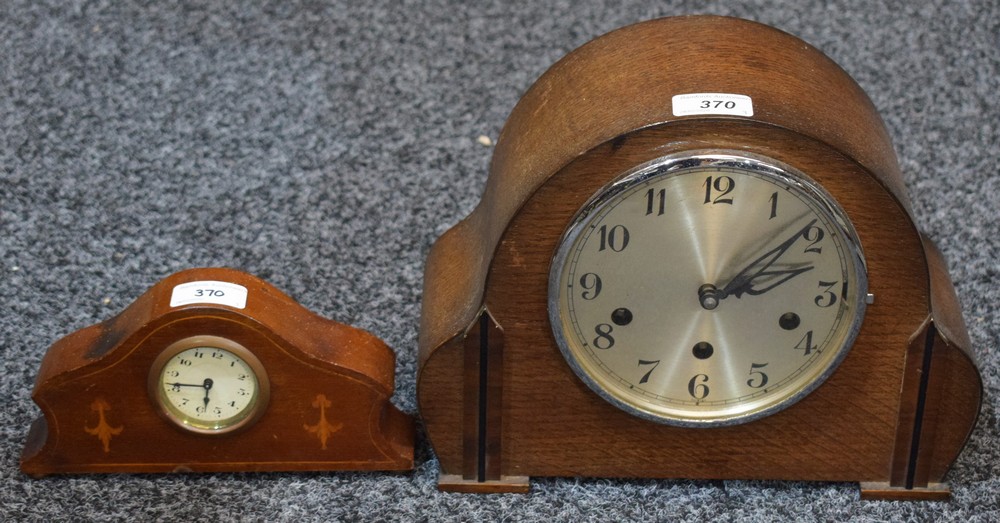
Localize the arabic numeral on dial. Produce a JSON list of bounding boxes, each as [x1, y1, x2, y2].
[[746, 362, 769, 389], [593, 324, 615, 349], [803, 225, 825, 254], [795, 330, 817, 355], [768, 191, 778, 219], [579, 272, 602, 300], [637, 359, 660, 384], [645, 188, 666, 216], [703, 175, 735, 205], [688, 374, 710, 399], [597, 224, 630, 252], [815, 281, 840, 307]]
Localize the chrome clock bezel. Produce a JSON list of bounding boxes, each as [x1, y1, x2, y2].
[[547, 150, 868, 427]]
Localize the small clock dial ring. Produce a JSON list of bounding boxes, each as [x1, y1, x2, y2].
[[148, 335, 270, 435]]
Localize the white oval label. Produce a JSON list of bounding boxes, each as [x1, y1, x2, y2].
[[671, 93, 754, 117], [169, 280, 248, 309]]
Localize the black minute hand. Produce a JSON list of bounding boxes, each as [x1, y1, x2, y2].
[[168, 382, 206, 388], [718, 218, 818, 299]]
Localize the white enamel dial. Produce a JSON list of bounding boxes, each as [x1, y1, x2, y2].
[[149, 336, 269, 434], [549, 151, 867, 427]]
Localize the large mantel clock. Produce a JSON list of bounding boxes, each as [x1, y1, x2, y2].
[[417, 15, 981, 500]]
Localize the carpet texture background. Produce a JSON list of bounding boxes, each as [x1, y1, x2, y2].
[[2, 1, 998, 521]]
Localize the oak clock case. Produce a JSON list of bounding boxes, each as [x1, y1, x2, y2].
[[21, 268, 414, 476], [416, 15, 982, 500]]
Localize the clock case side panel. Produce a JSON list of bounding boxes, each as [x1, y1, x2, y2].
[[22, 268, 413, 476], [899, 236, 982, 485], [21, 272, 170, 475], [417, 209, 495, 476], [920, 236, 982, 481], [418, 14, 919, 484], [863, 236, 982, 499]]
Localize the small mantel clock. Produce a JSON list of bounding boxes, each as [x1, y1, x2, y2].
[[22, 268, 414, 476], [417, 15, 981, 500]]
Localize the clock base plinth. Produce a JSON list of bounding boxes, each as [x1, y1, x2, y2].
[[859, 482, 951, 501], [437, 474, 530, 494]]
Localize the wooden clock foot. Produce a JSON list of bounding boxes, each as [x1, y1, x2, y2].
[[438, 474, 530, 494], [859, 482, 951, 501]]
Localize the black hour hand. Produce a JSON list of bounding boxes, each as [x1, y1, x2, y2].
[[719, 218, 819, 299], [731, 263, 814, 297]]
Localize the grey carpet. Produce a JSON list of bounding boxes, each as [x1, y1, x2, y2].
[[2, 1, 998, 521]]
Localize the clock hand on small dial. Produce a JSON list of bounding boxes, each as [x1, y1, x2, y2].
[[167, 382, 207, 388], [202, 378, 213, 410], [166, 378, 215, 390], [699, 218, 817, 309]]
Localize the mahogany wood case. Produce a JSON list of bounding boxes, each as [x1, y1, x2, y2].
[[21, 268, 414, 476], [416, 15, 981, 499]]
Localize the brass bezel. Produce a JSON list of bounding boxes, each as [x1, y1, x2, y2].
[[148, 335, 270, 435]]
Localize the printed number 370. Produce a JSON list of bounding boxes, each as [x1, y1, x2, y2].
[[700, 100, 737, 109]]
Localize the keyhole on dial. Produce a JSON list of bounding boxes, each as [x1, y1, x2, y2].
[[611, 308, 633, 326], [779, 312, 801, 330], [692, 341, 714, 359]]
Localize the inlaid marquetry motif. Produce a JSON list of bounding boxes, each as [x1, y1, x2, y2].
[[303, 394, 343, 449], [83, 398, 123, 453]]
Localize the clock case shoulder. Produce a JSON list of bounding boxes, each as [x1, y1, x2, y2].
[[22, 267, 414, 476], [418, 15, 981, 497]]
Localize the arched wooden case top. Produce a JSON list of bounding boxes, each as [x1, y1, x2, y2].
[[417, 15, 981, 499], [21, 268, 414, 476]]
